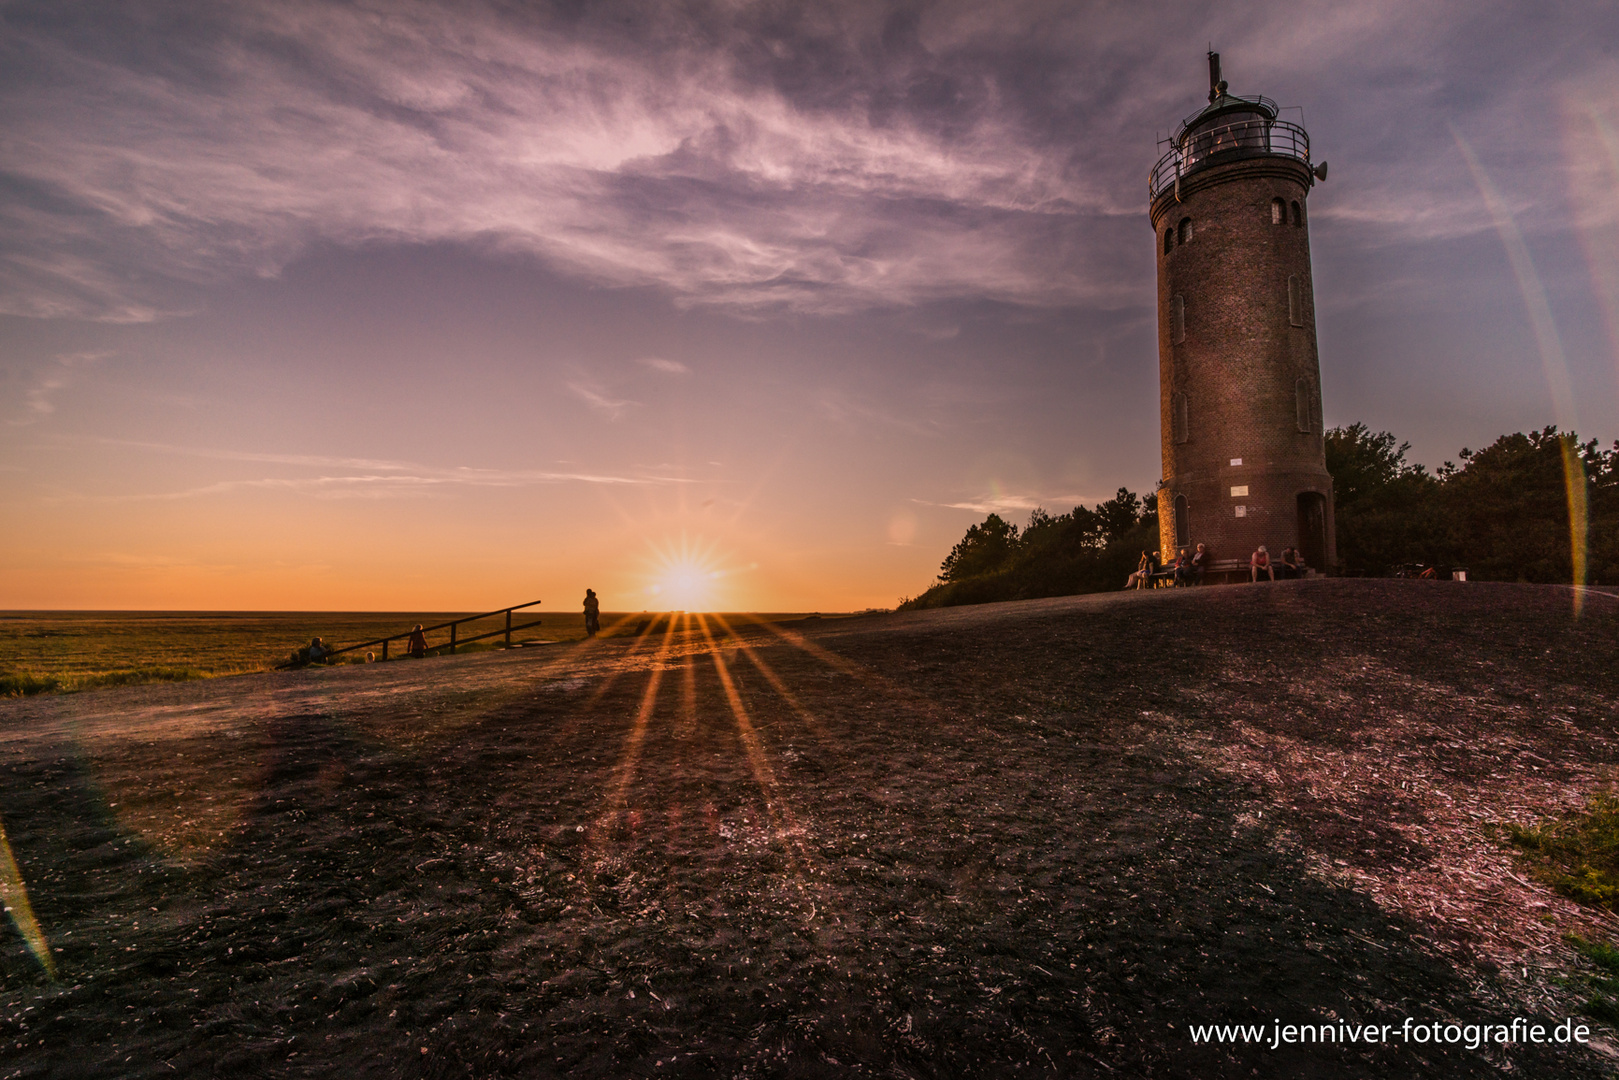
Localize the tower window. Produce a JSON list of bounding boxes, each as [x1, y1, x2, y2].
[[1178, 217, 1193, 244], [1164, 228, 1173, 254], [1172, 391, 1189, 443], [1271, 197, 1285, 225], [1296, 378, 1311, 431], [1171, 294, 1186, 344], [1288, 275, 1303, 327], [1173, 494, 1189, 547], [1291, 200, 1303, 227]]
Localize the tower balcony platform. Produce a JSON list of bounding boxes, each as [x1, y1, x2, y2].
[[1149, 118, 1311, 202]]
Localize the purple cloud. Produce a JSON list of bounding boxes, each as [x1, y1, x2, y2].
[[0, 0, 1614, 323]]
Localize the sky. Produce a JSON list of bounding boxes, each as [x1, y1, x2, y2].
[[2, 0, 1618, 613]]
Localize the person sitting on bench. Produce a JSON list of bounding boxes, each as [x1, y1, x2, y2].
[[1173, 547, 1198, 587], [1187, 542, 1208, 585], [1250, 545, 1275, 582], [1125, 549, 1156, 590]]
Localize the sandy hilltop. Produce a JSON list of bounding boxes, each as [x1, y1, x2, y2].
[[2, 580, 1618, 1078]]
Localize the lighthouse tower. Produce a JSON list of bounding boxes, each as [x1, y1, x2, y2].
[[1150, 54, 1335, 578]]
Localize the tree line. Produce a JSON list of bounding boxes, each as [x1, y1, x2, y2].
[[1326, 423, 1616, 583], [899, 424, 1618, 611], [899, 488, 1161, 610]]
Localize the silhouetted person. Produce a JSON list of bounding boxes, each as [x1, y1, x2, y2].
[[583, 589, 601, 637], [407, 624, 428, 658]]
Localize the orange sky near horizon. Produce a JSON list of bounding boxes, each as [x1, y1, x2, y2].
[[2, 462, 956, 613]]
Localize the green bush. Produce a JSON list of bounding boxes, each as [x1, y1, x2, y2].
[[0, 666, 210, 697], [0, 672, 64, 697]]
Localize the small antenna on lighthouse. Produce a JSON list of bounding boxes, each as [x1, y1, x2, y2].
[[1208, 51, 1222, 103]]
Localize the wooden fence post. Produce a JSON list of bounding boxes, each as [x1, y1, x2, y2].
[[505, 609, 512, 646]]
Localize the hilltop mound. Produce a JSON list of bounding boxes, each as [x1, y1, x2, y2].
[[1, 581, 1616, 1078]]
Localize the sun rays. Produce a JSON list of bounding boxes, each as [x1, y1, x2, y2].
[[573, 609, 915, 919], [6, 608, 897, 982]]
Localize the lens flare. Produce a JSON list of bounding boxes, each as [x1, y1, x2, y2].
[[1454, 126, 1589, 613], [1562, 103, 1619, 384], [0, 819, 55, 978]]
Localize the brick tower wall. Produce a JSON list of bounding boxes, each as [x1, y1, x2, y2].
[[1150, 155, 1336, 578]]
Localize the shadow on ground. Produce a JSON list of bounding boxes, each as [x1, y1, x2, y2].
[[1, 581, 1615, 1078]]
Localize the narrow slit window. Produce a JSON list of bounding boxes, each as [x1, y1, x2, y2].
[[1296, 378, 1311, 431], [1288, 275, 1303, 327], [1178, 217, 1193, 244], [1172, 391, 1189, 443], [1173, 494, 1189, 547], [1271, 197, 1285, 225], [1171, 294, 1186, 344], [1164, 228, 1173, 255], [1291, 200, 1302, 227]]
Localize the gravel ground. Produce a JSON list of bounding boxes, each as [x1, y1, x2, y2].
[[1, 579, 1617, 1078]]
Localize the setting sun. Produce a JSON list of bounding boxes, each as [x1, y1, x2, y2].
[[643, 537, 731, 611]]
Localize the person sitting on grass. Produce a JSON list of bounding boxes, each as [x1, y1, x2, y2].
[[1250, 545, 1274, 582], [295, 637, 332, 665]]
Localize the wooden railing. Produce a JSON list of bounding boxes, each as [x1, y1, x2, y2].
[[277, 601, 543, 668]]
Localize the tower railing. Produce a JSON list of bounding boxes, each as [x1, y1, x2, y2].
[[1150, 118, 1310, 202]]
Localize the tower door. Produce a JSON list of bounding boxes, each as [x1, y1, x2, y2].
[[1296, 492, 1327, 571]]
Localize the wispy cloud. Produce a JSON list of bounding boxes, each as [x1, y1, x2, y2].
[[568, 382, 639, 420], [934, 495, 1050, 515], [0, 1, 1159, 320], [637, 356, 690, 375], [8, 350, 111, 425], [2, 0, 1611, 322], [913, 488, 1111, 516], [816, 391, 938, 436], [69, 437, 693, 499], [22, 376, 67, 418]]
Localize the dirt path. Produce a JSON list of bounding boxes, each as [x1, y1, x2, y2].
[[1, 581, 1616, 1078]]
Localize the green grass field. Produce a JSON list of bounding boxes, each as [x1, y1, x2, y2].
[[0, 609, 553, 694], [0, 609, 845, 695]]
